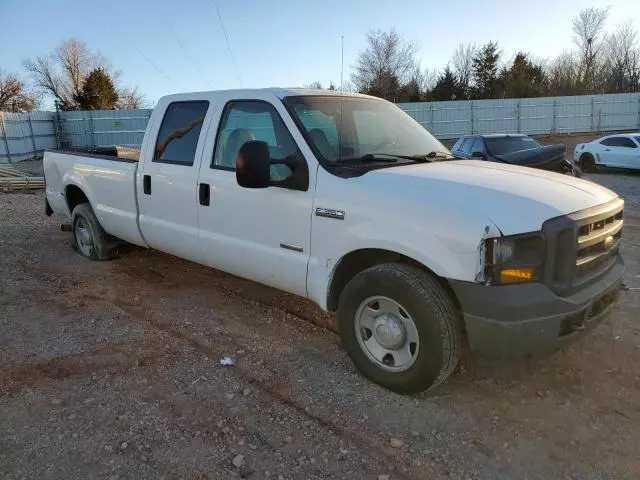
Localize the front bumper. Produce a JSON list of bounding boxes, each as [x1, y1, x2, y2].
[[449, 256, 625, 358]]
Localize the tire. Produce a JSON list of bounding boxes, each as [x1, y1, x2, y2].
[[71, 203, 117, 261], [579, 153, 596, 173], [337, 263, 462, 394]]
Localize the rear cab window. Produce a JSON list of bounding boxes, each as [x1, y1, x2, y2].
[[154, 101, 209, 165]]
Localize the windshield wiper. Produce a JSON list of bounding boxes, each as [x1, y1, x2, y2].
[[424, 151, 458, 160], [339, 153, 434, 164]]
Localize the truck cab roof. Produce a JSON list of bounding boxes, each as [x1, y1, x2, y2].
[[158, 88, 376, 103]]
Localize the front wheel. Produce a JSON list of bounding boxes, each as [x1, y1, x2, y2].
[[337, 263, 463, 394], [579, 153, 596, 173]]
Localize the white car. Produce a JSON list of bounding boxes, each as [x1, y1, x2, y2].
[[574, 133, 640, 171]]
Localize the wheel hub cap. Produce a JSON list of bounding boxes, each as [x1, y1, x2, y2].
[[373, 314, 406, 349]]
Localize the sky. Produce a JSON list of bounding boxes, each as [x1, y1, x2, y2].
[[2, 0, 640, 107]]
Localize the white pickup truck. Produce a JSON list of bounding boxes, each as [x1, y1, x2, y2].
[[44, 89, 625, 393]]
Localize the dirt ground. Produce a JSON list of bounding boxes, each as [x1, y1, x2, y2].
[[1, 168, 640, 479]]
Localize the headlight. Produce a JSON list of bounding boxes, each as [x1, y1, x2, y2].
[[485, 233, 545, 284]]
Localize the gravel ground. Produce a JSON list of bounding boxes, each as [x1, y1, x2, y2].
[[1, 173, 639, 479]]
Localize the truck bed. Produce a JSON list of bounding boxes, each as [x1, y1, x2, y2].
[[44, 150, 146, 246]]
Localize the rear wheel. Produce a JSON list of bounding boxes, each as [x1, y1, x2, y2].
[[579, 153, 596, 173], [337, 263, 462, 394], [71, 203, 117, 261]]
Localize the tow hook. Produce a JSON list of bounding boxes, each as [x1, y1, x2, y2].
[[61, 223, 72, 232]]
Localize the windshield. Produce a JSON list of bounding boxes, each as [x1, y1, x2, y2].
[[283, 95, 449, 164], [485, 136, 540, 156]]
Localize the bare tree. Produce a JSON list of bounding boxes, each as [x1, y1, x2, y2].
[[351, 28, 418, 101], [0, 70, 39, 112], [24, 39, 98, 110], [23, 39, 132, 110], [605, 22, 640, 92], [546, 51, 582, 96], [572, 7, 609, 91], [422, 68, 438, 94], [451, 43, 476, 98], [303, 81, 323, 89], [116, 87, 146, 109]]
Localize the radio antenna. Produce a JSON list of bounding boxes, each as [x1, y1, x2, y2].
[[340, 35, 344, 93]]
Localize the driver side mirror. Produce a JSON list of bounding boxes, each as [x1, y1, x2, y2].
[[236, 141, 271, 189], [471, 151, 486, 159]]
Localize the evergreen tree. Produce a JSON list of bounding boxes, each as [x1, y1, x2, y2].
[[74, 68, 118, 110], [505, 53, 547, 98], [472, 41, 501, 98], [431, 66, 463, 101]]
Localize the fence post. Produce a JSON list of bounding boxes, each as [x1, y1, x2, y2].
[[429, 104, 434, 133], [637, 95, 640, 129], [470, 102, 474, 135], [89, 111, 96, 148], [552, 99, 557, 133], [0, 112, 11, 164], [590, 97, 595, 133], [516, 101, 521, 133], [27, 112, 37, 159]]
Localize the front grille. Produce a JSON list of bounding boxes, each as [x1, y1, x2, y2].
[[543, 197, 624, 296], [575, 208, 623, 285]]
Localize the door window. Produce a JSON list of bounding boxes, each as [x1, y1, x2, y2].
[[459, 137, 473, 155], [154, 101, 209, 165], [470, 138, 485, 156], [212, 101, 301, 180], [601, 136, 637, 148]]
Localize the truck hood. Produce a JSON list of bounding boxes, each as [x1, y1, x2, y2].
[[368, 160, 618, 235]]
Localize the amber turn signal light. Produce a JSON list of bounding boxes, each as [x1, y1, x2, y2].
[[499, 268, 534, 283]]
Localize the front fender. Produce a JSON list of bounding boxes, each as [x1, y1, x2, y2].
[[306, 219, 500, 311]]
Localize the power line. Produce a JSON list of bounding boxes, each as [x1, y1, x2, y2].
[[132, 45, 175, 86], [166, 24, 213, 88], [210, 0, 242, 86], [107, 18, 176, 87]]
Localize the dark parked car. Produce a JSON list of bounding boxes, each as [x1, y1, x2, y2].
[[451, 134, 579, 176]]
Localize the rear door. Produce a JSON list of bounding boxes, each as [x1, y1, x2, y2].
[[137, 98, 213, 261]]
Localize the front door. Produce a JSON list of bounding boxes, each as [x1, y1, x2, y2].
[[138, 100, 211, 262], [616, 137, 640, 168], [598, 136, 638, 168], [196, 98, 313, 297]]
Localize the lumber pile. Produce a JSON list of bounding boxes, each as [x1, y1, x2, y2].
[[0, 166, 45, 192]]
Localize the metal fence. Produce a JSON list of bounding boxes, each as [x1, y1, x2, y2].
[[0, 111, 57, 163], [398, 92, 640, 139], [57, 109, 152, 150], [2, 92, 640, 163]]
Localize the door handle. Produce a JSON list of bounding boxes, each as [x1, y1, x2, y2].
[[143, 175, 151, 195], [605, 149, 611, 152], [199, 183, 210, 206]]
